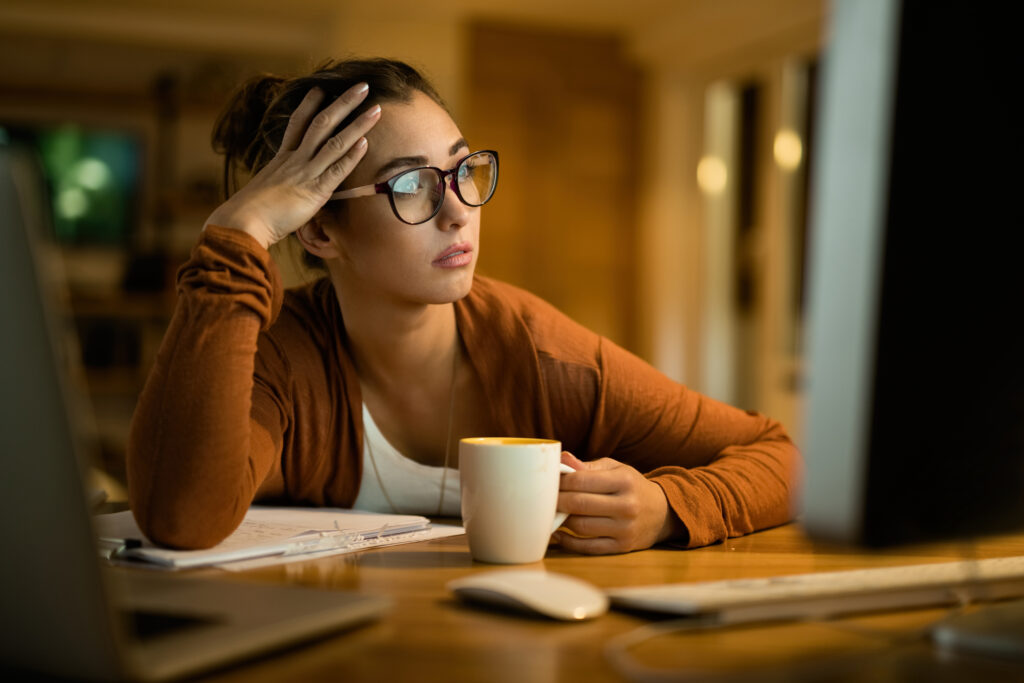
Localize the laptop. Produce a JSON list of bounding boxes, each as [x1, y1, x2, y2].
[[0, 146, 389, 681]]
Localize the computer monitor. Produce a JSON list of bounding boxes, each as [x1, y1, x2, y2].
[[800, 0, 1024, 547]]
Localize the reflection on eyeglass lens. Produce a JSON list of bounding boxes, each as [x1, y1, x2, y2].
[[390, 152, 497, 224]]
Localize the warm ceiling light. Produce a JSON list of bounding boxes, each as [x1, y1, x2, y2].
[[696, 155, 728, 195], [773, 128, 803, 171]]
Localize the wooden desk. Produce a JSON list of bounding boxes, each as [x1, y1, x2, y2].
[[192, 524, 1024, 682]]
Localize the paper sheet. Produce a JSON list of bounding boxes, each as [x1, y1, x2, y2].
[[94, 506, 464, 569], [220, 523, 465, 571]]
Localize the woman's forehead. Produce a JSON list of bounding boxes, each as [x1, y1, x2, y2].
[[363, 91, 465, 166]]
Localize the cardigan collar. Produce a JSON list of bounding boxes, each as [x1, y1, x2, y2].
[[455, 276, 554, 441]]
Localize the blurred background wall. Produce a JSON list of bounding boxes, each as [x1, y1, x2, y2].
[[0, 0, 824, 496]]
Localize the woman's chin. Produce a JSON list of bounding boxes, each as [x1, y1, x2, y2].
[[425, 267, 475, 304]]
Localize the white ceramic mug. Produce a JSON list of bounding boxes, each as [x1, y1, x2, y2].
[[459, 437, 574, 564]]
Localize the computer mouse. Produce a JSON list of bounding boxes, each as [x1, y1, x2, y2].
[[447, 569, 609, 621]]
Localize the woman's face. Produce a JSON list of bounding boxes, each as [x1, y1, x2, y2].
[[324, 90, 481, 307]]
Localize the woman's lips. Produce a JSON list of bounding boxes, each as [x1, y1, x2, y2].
[[433, 243, 473, 268]]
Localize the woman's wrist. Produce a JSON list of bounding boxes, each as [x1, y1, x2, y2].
[[203, 207, 274, 250], [653, 483, 686, 544]]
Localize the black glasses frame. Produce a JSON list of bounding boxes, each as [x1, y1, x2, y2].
[[329, 150, 499, 225]]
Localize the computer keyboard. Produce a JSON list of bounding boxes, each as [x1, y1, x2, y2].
[[606, 556, 1024, 624]]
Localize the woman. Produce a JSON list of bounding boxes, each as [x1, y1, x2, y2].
[[127, 58, 799, 553]]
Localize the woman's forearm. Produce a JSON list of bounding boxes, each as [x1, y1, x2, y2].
[[127, 227, 282, 549]]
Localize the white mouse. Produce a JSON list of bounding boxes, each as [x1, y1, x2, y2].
[[447, 569, 609, 621]]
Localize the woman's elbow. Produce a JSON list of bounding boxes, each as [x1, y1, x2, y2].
[[131, 498, 244, 550]]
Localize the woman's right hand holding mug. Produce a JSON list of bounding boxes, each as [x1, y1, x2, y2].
[[204, 83, 381, 249]]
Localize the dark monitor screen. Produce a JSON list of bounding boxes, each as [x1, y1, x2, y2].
[[799, 0, 1024, 547], [0, 122, 143, 246]]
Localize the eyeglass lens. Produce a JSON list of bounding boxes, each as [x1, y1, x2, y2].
[[389, 151, 497, 224]]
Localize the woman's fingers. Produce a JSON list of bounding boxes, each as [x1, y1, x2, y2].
[[295, 82, 370, 159], [308, 104, 381, 183], [560, 460, 628, 495], [554, 510, 640, 555], [554, 455, 676, 554], [560, 487, 635, 521], [277, 83, 380, 193], [318, 136, 370, 194], [553, 532, 621, 556], [278, 87, 326, 153]]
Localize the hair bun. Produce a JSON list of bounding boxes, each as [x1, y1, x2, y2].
[[211, 75, 284, 198], [212, 75, 283, 168]]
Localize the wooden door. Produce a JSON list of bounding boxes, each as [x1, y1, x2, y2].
[[463, 23, 640, 351]]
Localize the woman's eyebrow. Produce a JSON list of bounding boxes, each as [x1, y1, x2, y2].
[[374, 139, 471, 180], [375, 155, 427, 180], [449, 138, 469, 156]]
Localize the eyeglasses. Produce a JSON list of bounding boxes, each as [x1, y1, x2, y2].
[[330, 150, 499, 225]]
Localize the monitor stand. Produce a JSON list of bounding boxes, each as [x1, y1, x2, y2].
[[931, 598, 1024, 660]]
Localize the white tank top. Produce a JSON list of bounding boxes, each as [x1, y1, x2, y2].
[[352, 403, 461, 517]]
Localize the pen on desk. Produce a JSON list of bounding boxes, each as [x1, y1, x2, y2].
[[282, 530, 364, 556], [97, 536, 142, 560]]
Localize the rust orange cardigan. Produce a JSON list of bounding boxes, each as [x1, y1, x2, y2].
[[127, 226, 800, 549]]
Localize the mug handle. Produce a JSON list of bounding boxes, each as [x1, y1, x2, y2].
[[551, 462, 576, 533]]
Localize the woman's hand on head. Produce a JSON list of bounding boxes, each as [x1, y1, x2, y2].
[[204, 83, 382, 249], [553, 451, 684, 555]]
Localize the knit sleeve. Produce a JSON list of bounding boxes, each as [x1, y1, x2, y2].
[[126, 226, 287, 549], [585, 337, 801, 548]]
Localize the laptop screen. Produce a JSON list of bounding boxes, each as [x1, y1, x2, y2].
[[0, 146, 126, 679]]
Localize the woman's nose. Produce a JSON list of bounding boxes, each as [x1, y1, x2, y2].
[[436, 180, 471, 229]]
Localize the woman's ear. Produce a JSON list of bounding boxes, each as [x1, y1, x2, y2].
[[295, 217, 341, 260]]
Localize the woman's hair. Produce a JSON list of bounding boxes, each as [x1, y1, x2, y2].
[[211, 58, 447, 269]]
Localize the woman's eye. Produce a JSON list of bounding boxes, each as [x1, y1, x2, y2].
[[458, 165, 474, 181], [392, 171, 422, 195]]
